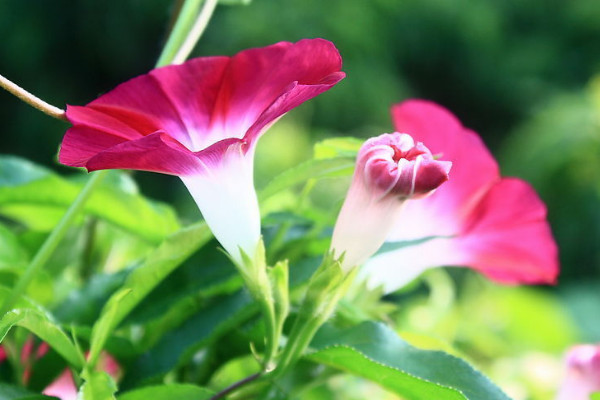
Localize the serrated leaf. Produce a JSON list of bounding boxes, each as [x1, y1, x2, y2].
[[0, 309, 83, 369], [0, 156, 179, 243], [308, 322, 512, 400], [259, 158, 354, 201], [87, 223, 212, 366], [118, 384, 214, 400]]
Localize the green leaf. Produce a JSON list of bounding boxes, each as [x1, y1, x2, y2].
[[308, 322, 512, 400], [53, 270, 130, 325], [0, 309, 84, 369], [118, 384, 214, 400], [0, 156, 179, 243], [79, 370, 117, 400], [87, 223, 212, 365], [0, 383, 58, 399], [218, 0, 251, 5], [259, 157, 354, 201], [122, 290, 255, 386], [313, 137, 362, 159], [0, 224, 29, 270], [88, 288, 131, 368], [591, 392, 600, 400]]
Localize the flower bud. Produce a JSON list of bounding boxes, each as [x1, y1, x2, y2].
[[331, 132, 451, 271], [556, 344, 600, 400]]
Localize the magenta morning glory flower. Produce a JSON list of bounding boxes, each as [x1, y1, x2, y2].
[[363, 100, 559, 292], [330, 132, 452, 271], [58, 39, 345, 264]]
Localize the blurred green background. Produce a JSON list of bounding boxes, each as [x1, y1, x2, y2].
[[1, 0, 600, 398]]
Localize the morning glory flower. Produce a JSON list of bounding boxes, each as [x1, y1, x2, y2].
[[362, 100, 559, 292], [556, 344, 600, 400], [330, 132, 452, 271], [58, 39, 345, 264]]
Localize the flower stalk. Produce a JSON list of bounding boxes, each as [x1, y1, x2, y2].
[[156, 0, 207, 67], [172, 0, 219, 64], [271, 254, 357, 379], [237, 241, 288, 370], [0, 73, 67, 121]]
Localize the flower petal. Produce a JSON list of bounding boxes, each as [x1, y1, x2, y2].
[[213, 39, 344, 143], [453, 178, 559, 284], [84, 56, 230, 150], [84, 131, 206, 176], [365, 178, 558, 292], [389, 100, 499, 239], [59, 39, 344, 172]]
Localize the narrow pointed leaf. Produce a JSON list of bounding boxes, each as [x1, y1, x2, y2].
[[87, 223, 211, 365], [0, 309, 84, 369], [259, 157, 354, 201]]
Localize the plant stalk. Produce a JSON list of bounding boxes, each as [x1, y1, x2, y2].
[[0, 73, 67, 121]]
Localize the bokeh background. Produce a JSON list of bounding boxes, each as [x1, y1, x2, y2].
[[1, 0, 600, 399]]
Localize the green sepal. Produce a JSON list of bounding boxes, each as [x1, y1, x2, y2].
[[236, 239, 278, 368], [79, 369, 117, 400], [269, 260, 290, 346]]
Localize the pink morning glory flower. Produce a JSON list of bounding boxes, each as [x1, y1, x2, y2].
[[362, 100, 559, 292], [330, 132, 452, 271], [58, 39, 344, 264], [556, 344, 600, 400]]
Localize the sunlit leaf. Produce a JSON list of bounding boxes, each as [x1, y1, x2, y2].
[[0, 156, 179, 243], [259, 158, 354, 201], [0, 224, 29, 270], [0, 309, 84, 369], [79, 370, 117, 400], [313, 137, 362, 159], [308, 322, 511, 400], [118, 384, 214, 400]]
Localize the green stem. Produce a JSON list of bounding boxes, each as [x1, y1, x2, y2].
[[244, 269, 278, 369], [156, 0, 206, 67], [0, 171, 107, 315], [271, 312, 323, 379], [172, 0, 219, 64]]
